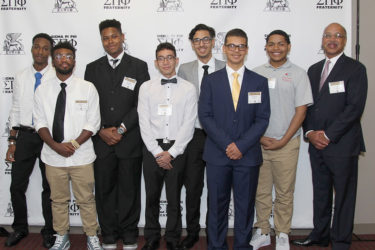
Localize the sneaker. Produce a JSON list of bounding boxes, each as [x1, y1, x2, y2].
[[250, 228, 271, 250], [49, 234, 70, 250], [102, 243, 117, 250], [276, 233, 290, 250], [87, 235, 104, 250], [123, 242, 138, 250]]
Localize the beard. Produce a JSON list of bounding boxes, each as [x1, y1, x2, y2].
[[55, 66, 74, 75]]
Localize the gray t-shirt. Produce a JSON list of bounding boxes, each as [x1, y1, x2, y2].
[[253, 59, 313, 140]]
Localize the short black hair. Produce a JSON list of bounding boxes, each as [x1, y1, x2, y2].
[[225, 28, 248, 46], [188, 24, 216, 40], [266, 30, 290, 44], [156, 42, 176, 58], [32, 33, 54, 48], [99, 19, 122, 33], [52, 41, 76, 58]]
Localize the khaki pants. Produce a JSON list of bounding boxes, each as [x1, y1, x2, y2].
[[254, 136, 300, 235], [46, 163, 98, 236]]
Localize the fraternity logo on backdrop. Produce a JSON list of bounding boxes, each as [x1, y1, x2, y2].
[[104, 0, 131, 10], [4, 161, 12, 175], [213, 32, 226, 54], [69, 200, 80, 216], [264, 0, 290, 12], [316, 0, 343, 9], [228, 199, 234, 220], [210, 0, 237, 9], [1, 0, 27, 10], [2, 76, 14, 94], [159, 200, 183, 217], [157, 0, 183, 12], [4, 202, 14, 217], [2, 119, 11, 137], [52, 0, 78, 13], [157, 34, 184, 52], [1, 33, 24, 55], [51, 34, 78, 47]]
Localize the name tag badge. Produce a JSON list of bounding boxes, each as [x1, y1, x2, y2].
[[329, 81, 345, 94], [75, 100, 88, 111], [157, 104, 172, 116], [268, 78, 276, 89], [248, 92, 262, 104], [121, 77, 137, 91]]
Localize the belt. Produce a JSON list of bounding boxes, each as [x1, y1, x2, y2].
[[156, 138, 175, 144], [17, 125, 36, 133]]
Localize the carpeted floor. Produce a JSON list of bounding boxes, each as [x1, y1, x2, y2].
[[0, 234, 374, 250]]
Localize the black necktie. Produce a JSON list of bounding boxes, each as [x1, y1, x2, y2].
[[111, 59, 119, 68], [161, 78, 177, 85], [202, 65, 209, 77], [52, 82, 67, 143]]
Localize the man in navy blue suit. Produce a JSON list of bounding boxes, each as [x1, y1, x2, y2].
[[198, 29, 270, 250]]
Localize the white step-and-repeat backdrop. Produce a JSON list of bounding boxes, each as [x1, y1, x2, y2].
[[0, 0, 351, 228]]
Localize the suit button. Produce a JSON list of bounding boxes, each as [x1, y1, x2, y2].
[[111, 90, 114, 94], [315, 108, 319, 111], [110, 107, 114, 111], [233, 120, 237, 123]]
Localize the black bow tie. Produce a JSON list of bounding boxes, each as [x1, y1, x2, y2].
[[161, 78, 177, 85]]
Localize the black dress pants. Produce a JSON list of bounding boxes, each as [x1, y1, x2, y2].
[[10, 131, 53, 234], [183, 128, 206, 236], [94, 150, 142, 244], [143, 141, 186, 244], [309, 150, 358, 250]]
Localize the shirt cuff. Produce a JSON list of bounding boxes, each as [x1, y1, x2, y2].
[[305, 130, 313, 137]]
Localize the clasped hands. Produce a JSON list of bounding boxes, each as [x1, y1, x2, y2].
[[307, 130, 330, 150], [155, 151, 173, 170], [226, 142, 242, 160]]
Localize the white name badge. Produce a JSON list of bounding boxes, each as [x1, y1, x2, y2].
[[329, 81, 345, 94], [75, 100, 88, 111], [268, 78, 276, 89], [158, 104, 172, 116], [121, 77, 137, 91], [248, 92, 262, 104]]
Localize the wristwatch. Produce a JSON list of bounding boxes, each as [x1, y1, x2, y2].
[[117, 126, 126, 135]]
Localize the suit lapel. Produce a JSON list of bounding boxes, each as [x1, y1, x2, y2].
[[191, 60, 199, 87], [218, 68, 235, 111]]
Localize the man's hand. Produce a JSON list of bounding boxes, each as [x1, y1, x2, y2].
[[261, 136, 287, 150], [307, 130, 330, 150], [99, 127, 122, 145], [155, 151, 173, 170], [5, 145, 16, 162], [226, 142, 243, 160], [52, 142, 76, 157]]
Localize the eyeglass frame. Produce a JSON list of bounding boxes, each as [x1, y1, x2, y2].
[[225, 43, 248, 51], [192, 36, 213, 45]]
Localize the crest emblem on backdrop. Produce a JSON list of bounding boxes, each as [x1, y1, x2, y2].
[[157, 0, 183, 12], [2, 33, 24, 55], [264, 0, 290, 12]]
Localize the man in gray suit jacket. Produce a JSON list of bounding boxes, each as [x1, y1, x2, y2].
[[177, 24, 225, 249]]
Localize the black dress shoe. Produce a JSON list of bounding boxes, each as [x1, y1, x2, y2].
[[142, 240, 160, 250], [42, 233, 56, 248], [5, 231, 28, 247], [291, 237, 329, 247], [0, 227, 9, 237], [181, 234, 199, 249], [166, 241, 183, 250]]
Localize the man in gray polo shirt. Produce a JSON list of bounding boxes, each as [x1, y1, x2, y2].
[[250, 30, 313, 250]]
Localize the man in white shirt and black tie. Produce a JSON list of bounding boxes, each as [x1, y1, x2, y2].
[[138, 42, 197, 250]]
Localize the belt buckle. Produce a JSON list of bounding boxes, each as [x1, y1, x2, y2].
[[163, 138, 170, 144]]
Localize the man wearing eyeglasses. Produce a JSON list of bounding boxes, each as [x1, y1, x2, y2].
[[84, 19, 150, 250], [138, 42, 197, 250], [5, 33, 56, 248], [291, 23, 367, 250], [198, 29, 270, 250], [177, 23, 225, 249], [34, 41, 103, 250]]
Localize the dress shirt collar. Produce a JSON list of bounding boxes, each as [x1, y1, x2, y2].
[[107, 50, 125, 66], [198, 57, 215, 70], [265, 58, 292, 69], [226, 64, 245, 77], [55, 74, 73, 87], [324, 52, 343, 67], [32, 64, 49, 75]]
